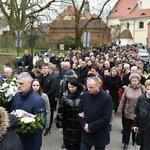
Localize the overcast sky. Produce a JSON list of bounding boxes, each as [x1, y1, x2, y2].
[[38, 0, 118, 23], [0, 0, 118, 22]]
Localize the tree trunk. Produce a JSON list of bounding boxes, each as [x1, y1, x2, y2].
[[75, 33, 82, 49], [74, 13, 82, 49]]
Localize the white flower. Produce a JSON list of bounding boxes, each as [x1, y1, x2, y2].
[[5, 90, 10, 97], [12, 78, 17, 82], [16, 110, 23, 118], [0, 77, 18, 103], [0, 89, 4, 92], [9, 85, 16, 96], [2, 82, 9, 88], [8, 94, 13, 102], [10, 82, 15, 86], [21, 117, 35, 124]]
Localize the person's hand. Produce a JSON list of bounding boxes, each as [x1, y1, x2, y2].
[[55, 98, 59, 101], [117, 107, 122, 114], [84, 123, 89, 133], [25, 66, 29, 68], [106, 90, 110, 94], [78, 112, 84, 118], [122, 85, 126, 89], [59, 128, 63, 134], [133, 127, 139, 132]]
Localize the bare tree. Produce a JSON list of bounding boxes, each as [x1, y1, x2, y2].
[[58, 0, 111, 48], [0, 0, 62, 49], [0, 0, 113, 50]]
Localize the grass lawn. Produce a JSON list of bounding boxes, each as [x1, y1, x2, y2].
[[0, 47, 67, 73], [0, 47, 63, 56]]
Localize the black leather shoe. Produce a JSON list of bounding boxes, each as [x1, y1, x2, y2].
[[123, 144, 128, 150], [132, 142, 135, 146], [121, 129, 124, 134], [43, 130, 50, 136], [61, 143, 65, 149], [109, 124, 112, 131]]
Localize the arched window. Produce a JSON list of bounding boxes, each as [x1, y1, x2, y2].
[[127, 23, 129, 29], [139, 21, 144, 28]]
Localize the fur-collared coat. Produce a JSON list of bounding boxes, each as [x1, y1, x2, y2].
[[0, 107, 24, 150]]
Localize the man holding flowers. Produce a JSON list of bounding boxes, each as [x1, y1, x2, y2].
[[11, 72, 46, 150]]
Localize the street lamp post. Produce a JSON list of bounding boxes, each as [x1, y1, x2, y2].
[[29, 13, 36, 56]]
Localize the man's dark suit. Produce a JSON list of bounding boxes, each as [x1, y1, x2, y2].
[[38, 72, 60, 132]]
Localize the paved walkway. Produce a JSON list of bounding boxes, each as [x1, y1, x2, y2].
[[41, 112, 140, 150]]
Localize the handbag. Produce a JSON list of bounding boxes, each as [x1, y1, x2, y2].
[[135, 128, 144, 145]]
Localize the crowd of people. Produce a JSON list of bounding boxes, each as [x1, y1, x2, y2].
[[0, 45, 150, 150]]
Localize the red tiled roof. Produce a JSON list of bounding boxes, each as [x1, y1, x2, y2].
[[108, 0, 137, 19], [54, 6, 99, 22], [120, 8, 150, 20], [49, 5, 107, 28], [120, 29, 132, 39]]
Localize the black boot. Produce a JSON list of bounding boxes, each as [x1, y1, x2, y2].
[[109, 124, 112, 131], [61, 143, 65, 149], [43, 129, 50, 136], [123, 144, 128, 150]]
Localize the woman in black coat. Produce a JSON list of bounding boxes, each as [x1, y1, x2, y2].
[[103, 67, 121, 130], [134, 79, 150, 150], [56, 77, 84, 150]]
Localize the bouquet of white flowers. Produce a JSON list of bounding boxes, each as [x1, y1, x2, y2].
[[0, 77, 18, 104], [11, 109, 45, 134]]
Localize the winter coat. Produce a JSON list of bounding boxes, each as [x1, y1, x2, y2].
[[77, 90, 113, 147], [37, 72, 60, 104], [103, 75, 121, 102], [22, 54, 33, 71], [79, 66, 90, 85], [11, 88, 46, 150], [119, 84, 145, 120], [41, 93, 50, 129], [134, 94, 150, 150], [56, 90, 83, 150], [121, 72, 130, 87], [0, 107, 24, 150]]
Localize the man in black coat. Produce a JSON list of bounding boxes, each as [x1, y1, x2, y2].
[[78, 77, 113, 150], [79, 60, 90, 85], [22, 49, 33, 71], [37, 62, 60, 135]]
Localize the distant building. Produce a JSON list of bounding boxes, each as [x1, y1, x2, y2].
[[108, 0, 150, 47], [49, 5, 111, 49]]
